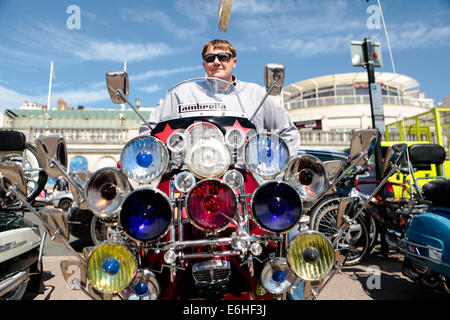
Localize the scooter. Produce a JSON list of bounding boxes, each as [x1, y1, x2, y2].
[[0, 130, 47, 300], [399, 144, 450, 293]]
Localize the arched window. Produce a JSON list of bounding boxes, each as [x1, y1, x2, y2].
[[69, 156, 88, 172]]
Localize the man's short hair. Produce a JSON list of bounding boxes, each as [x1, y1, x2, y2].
[[202, 39, 236, 58]]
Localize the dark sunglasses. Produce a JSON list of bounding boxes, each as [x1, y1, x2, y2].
[[203, 52, 233, 63]]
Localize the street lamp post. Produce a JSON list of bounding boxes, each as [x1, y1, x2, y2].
[[351, 37, 384, 180]]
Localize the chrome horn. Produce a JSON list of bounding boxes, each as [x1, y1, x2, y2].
[[283, 154, 328, 203], [85, 167, 132, 219]]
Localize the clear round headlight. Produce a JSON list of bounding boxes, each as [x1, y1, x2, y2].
[[174, 171, 196, 193], [120, 136, 169, 184], [87, 241, 137, 294], [244, 133, 290, 179], [287, 231, 335, 281], [225, 128, 246, 149], [85, 167, 132, 219], [284, 155, 328, 202], [167, 132, 187, 154], [124, 269, 160, 300], [185, 122, 230, 179], [260, 258, 297, 295], [223, 169, 244, 190]]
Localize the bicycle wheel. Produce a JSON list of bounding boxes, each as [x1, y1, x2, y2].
[[22, 144, 48, 202], [2, 143, 48, 202], [311, 198, 370, 266]]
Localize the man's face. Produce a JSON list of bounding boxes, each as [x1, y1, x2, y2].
[[202, 45, 237, 82]]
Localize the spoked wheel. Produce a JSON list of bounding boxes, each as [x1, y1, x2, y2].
[[22, 144, 48, 202], [311, 198, 370, 266], [90, 216, 121, 245], [1, 143, 48, 202]]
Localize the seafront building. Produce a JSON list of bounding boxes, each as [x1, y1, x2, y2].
[[283, 72, 434, 150]]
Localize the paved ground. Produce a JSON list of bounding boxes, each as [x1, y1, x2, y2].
[[22, 211, 446, 300], [23, 246, 446, 300]]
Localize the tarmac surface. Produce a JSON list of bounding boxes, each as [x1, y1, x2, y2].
[[22, 212, 446, 301]]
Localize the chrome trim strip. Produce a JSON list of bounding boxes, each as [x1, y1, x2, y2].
[[0, 271, 28, 297], [399, 239, 449, 268], [0, 240, 27, 253]]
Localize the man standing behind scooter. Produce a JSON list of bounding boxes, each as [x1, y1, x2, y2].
[[140, 39, 300, 156]]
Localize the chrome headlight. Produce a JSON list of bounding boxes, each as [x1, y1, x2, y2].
[[260, 258, 297, 294], [119, 187, 172, 242], [287, 231, 335, 281], [87, 241, 137, 294], [174, 171, 196, 193], [251, 181, 302, 234], [120, 136, 169, 184], [85, 167, 132, 219], [123, 269, 160, 300], [185, 122, 230, 179], [244, 133, 290, 179], [186, 179, 237, 231], [284, 155, 328, 202]]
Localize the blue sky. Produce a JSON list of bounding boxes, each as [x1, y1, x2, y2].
[[0, 0, 449, 111]]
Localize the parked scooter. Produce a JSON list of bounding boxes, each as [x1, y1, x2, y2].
[[398, 144, 450, 293], [0, 130, 47, 300]]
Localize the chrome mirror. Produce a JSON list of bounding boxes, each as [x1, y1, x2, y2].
[[69, 170, 91, 210], [382, 143, 407, 177], [35, 136, 68, 177], [264, 63, 285, 96], [336, 197, 359, 230], [0, 163, 27, 199], [323, 160, 344, 183], [106, 71, 129, 104], [40, 208, 70, 243], [348, 129, 377, 166]]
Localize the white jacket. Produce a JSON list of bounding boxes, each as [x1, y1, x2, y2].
[[140, 78, 300, 156]]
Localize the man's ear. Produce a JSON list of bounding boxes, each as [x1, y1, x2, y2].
[[232, 57, 237, 69]]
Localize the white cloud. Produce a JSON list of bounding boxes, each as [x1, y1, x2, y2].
[[75, 41, 171, 62], [132, 66, 203, 82], [0, 85, 109, 109], [138, 85, 161, 93], [386, 22, 450, 49], [122, 8, 207, 39], [8, 22, 172, 63]]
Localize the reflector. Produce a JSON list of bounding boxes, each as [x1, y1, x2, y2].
[[251, 181, 302, 233], [284, 155, 327, 202], [87, 242, 137, 294], [120, 187, 172, 242], [186, 179, 237, 231], [85, 167, 131, 218], [120, 136, 169, 183], [287, 231, 335, 281], [244, 133, 290, 179]]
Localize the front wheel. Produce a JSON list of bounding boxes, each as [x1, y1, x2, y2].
[[58, 198, 73, 212], [311, 198, 370, 266], [0, 269, 30, 300]]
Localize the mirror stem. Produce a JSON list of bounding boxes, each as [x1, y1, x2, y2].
[[50, 158, 85, 200], [332, 165, 397, 246], [249, 81, 278, 122], [116, 89, 153, 132], [305, 151, 368, 213], [8, 185, 86, 264]]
